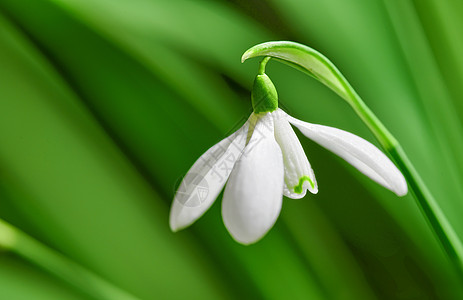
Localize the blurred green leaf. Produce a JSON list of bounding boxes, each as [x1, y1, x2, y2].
[[0, 10, 230, 300], [0, 256, 89, 300]]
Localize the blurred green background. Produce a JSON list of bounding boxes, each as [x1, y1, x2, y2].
[[1, 0, 463, 299]]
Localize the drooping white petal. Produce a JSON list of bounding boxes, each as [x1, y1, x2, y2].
[[169, 118, 251, 232], [273, 109, 317, 199], [287, 114, 407, 196], [222, 113, 284, 245]]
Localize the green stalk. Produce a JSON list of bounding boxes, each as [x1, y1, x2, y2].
[[242, 41, 463, 280], [0, 219, 141, 300], [352, 92, 463, 280]]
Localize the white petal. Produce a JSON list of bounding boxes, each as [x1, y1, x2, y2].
[[273, 109, 318, 199], [287, 115, 407, 196], [169, 118, 251, 231], [222, 113, 284, 245]]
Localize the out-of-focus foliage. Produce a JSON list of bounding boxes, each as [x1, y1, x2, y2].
[[0, 0, 462, 299]]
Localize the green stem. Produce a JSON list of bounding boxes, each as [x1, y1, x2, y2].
[[258, 57, 271, 75], [349, 92, 398, 151], [389, 146, 463, 278], [350, 94, 463, 280], [0, 219, 141, 300]]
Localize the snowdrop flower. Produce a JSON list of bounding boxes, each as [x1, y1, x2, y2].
[[170, 71, 407, 245]]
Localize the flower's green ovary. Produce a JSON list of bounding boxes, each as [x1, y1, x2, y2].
[[251, 74, 278, 113], [293, 176, 315, 194]]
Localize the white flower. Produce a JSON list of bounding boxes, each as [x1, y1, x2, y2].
[[169, 108, 407, 245]]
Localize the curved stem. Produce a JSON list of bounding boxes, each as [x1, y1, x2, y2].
[[0, 219, 141, 300], [258, 57, 271, 75]]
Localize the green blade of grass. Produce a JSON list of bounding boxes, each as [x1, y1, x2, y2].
[[0, 220, 141, 300], [382, 0, 463, 226], [0, 255, 90, 300]]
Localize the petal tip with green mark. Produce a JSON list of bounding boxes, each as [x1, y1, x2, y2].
[[293, 175, 318, 195]]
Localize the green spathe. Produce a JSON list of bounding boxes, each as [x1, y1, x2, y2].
[[251, 74, 278, 113]]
